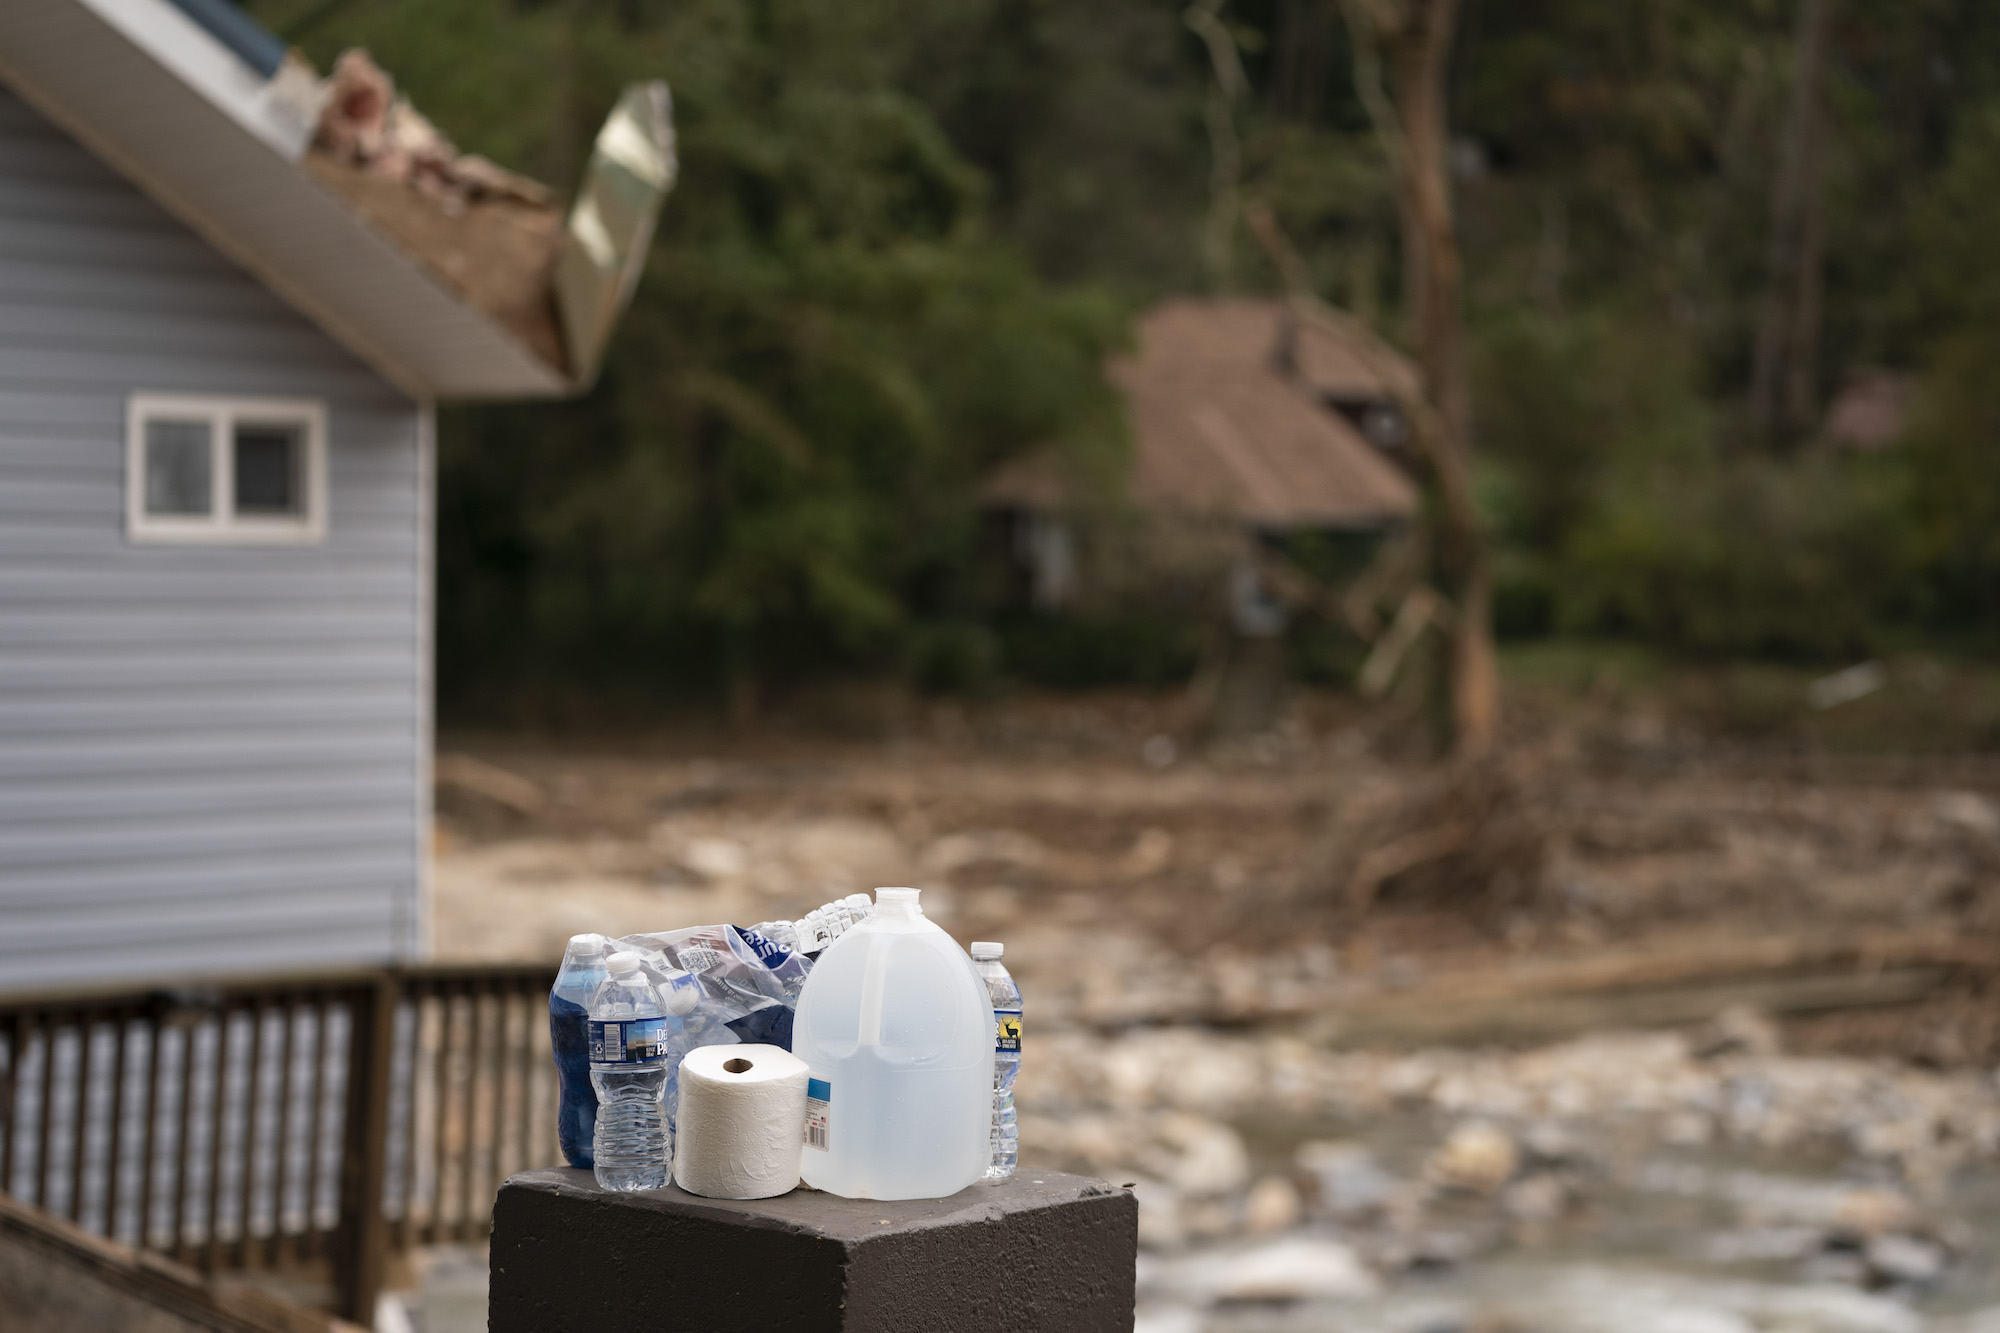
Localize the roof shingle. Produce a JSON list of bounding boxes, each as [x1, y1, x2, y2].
[[989, 297, 1420, 529]]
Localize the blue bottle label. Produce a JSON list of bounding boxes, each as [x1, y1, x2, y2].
[[589, 1018, 671, 1065], [804, 1077, 831, 1150], [995, 1009, 1022, 1054], [732, 924, 793, 970]]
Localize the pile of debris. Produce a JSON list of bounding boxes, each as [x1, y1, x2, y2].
[[312, 50, 552, 209], [304, 50, 569, 371], [1304, 750, 1555, 922]]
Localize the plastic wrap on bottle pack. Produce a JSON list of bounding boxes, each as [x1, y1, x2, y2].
[[549, 921, 808, 1169]]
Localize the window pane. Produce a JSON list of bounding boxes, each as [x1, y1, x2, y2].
[[233, 423, 302, 515], [144, 418, 213, 515]]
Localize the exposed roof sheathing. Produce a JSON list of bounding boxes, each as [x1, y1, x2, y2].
[[302, 153, 569, 378]]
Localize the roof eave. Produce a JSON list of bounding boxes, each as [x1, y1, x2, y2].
[[0, 0, 575, 402]]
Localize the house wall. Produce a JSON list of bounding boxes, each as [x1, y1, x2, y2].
[[0, 86, 429, 992]]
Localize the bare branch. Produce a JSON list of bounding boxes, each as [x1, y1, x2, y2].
[[1336, 0, 1409, 184], [1359, 585, 1451, 699], [1186, 0, 1249, 289]]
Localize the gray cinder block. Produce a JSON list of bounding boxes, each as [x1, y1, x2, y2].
[[490, 1167, 1137, 1333]]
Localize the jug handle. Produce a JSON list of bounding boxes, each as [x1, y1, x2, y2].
[[856, 932, 888, 1048]]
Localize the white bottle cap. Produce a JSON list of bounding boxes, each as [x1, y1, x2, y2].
[[874, 887, 920, 913], [970, 941, 1003, 961], [605, 951, 643, 976]]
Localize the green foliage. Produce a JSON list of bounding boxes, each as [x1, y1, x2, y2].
[[1449, 0, 2000, 662], [1472, 309, 1914, 660], [253, 0, 1132, 709], [1239, 0, 2000, 666], [1473, 312, 1704, 551], [1895, 102, 2000, 631], [1903, 344, 2000, 629], [894, 0, 1212, 291], [996, 611, 1203, 691], [244, 0, 2000, 700], [1558, 451, 1907, 659]]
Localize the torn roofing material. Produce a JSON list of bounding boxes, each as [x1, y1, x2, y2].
[[310, 50, 553, 209], [303, 152, 570, 377], [554, 81, 676, 387], [305, 48, 570, 378], [305, 54, 674, 388], [0, 0, 672, 400]]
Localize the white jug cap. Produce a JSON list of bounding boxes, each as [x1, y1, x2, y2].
[[970, 941, 1003, 960], [874, 887, 920, 910]]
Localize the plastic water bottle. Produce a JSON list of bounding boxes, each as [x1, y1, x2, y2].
[[792, 888, 994, 1200], [747, 919, 803, 955], [551, 936, 612, 1168], [589, 951, 673, 1191], [756, 892, 876, 958], [971, 942, 1021, 1180]]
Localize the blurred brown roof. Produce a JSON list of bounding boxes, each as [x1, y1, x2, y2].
[[1823, 368, 1915, 452], [986, 297, 1420, 529], [1137, 295, 1421, 403]]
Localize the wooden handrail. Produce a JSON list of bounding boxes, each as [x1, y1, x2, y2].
[[0, 961, 559, 1325]]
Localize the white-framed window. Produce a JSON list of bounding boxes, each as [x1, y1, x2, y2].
[[126, 394, 327, 544]]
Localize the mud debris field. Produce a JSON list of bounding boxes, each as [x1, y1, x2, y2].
[[433, 694, 2000, 1332]]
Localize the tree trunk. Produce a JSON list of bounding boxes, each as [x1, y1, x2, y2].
[[1784, 61, 1830, 430], [1341, 0, 1498, 757], [1274, 0, 1331, 122], [1751, 0, 1835, 438]]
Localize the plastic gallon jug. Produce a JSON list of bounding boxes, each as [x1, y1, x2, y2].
[[792, 888, 994, 1199]]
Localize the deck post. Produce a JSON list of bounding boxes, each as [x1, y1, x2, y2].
[[332, 975, 398, 1326]]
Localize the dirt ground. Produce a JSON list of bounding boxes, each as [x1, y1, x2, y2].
[[434, 681, 2000, 1060], [428, 678, 2000, 1333]]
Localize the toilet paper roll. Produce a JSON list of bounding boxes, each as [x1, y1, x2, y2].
[[673, 1043, 811, 1200]]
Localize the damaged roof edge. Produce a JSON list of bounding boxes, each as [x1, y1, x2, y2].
[[304, 52, 679, 391], [555, 80, 676, 389], [4, 0, 594, 401]]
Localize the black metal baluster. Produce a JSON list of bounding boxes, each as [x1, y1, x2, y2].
[[267, 996, 297, 1268], [202, 1010, 232, 1272], [301, 997, 330, 1260], [0, 1012, 22, 1198], [106, 1012, 129, 1241], [36, 1013, 58, 1213], [235, 999, 266, 1267], [137, 1015, 161, 1251]]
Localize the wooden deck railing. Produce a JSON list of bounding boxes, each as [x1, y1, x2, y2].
[[0, 962, 558, 1324]]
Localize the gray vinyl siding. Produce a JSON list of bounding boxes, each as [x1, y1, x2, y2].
[[0, 86, 428, 993]]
